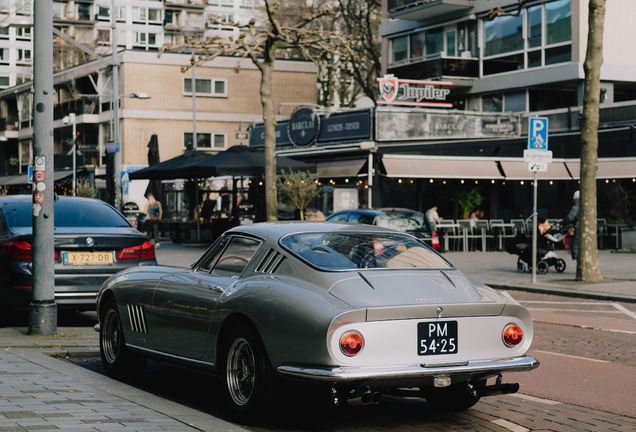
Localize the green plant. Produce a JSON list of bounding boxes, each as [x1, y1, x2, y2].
[[458, 188, 484, 219], [277, 170, 319, 220], [76, 181, 96, 198]]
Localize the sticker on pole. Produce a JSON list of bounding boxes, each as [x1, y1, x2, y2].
[[34, 192, 44, 204], [35, 171, 45, 182], [35, 156, 45, 170], [527, 117, 548, 150]]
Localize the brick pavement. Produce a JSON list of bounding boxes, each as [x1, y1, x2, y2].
[[0, 348, 248, 432]]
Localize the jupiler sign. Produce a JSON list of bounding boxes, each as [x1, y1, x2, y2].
[[377, 74, 453, 108]]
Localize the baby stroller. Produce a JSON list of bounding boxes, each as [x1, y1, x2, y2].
[[505, 223, 566, 275]]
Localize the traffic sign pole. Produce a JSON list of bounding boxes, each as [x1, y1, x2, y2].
[[532, 171, 538, 283]]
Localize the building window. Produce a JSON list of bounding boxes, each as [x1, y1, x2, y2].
[[97, 5, 109, 19], [0, 48, 9, 64], [148, 9, 162, 23], [484, 14, 523, 57], [17, 49, 32, 64], [16, 27, 31, 40], [0, 26, 9, 39], [483, 0, 571, 76], [391, 36, 408, 63], [186, 12, 203, 28], [184, 132, 227, 150], [0, 76, 9, 88], [220, 0, 234, 7], [482, 90, 527, 112], [529, 88, 576, 111], [409, 32, 424, 60], [77, 3, 91, 21], [425, 27, 444, 56], [97, 29, 110, 43], [240, 0, 255, 7], [184, 77, 228, 97]]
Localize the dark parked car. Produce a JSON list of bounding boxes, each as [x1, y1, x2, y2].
[[0, 196, 156, 311], [97, 222, 537, 423], [326, 208, 441, 250]]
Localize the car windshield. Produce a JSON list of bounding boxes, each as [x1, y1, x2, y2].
[[281, 232, 450, 271], [374, 212, 431, 234], [3, 199, 131, 228]]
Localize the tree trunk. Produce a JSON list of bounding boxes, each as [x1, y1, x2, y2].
[[260, 54, 278, 221], [577, 0, 605, 282]]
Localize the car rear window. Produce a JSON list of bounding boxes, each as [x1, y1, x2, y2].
[[281, 232, 450, 271], [3, 199, 131, 228], [374, 212, 431, 235]]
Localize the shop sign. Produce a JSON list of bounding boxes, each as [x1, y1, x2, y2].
[[288, 107, 320, 146], [250, 109, 372, 149], [376, 109, 520, 141], [377, 74, 452, 108], [318, 111, 371, 143]]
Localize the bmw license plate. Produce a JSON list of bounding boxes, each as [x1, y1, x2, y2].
[[63, 252, 114, 266], [417, 321, 458, 356]]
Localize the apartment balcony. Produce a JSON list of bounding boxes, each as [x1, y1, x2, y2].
[[388, 0, 473, 21], [53, 11, 94, 24], [53, 97, 101, 121], [164, 0, 208, 9], [387, 54, 479, 87]]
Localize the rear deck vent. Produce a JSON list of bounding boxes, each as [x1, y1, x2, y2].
[[256, 249, 285, 274], [127, 304, 148, 334]]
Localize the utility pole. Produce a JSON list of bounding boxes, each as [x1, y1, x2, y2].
[[111, 0, 121, 210], [30, 0, 57, 335]]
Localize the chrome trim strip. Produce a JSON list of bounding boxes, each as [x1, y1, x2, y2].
[[126, 344, 215, 368], [54, 293, 99, 297], [277, 356, 539, 383]]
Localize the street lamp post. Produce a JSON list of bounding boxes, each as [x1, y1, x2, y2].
[[182, 25, 200, 242]]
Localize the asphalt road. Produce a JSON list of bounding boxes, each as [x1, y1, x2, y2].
[[58, 288, 636, 431]]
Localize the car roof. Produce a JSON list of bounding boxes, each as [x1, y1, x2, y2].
[[227, 221, 401, 240], [329, 208, 424, 217]]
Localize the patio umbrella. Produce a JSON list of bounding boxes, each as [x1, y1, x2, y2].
[[128, 150, 210, 180], [144, 134, 163, 200], [170, 145, 315, 179]]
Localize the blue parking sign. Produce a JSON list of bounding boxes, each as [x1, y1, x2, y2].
[[528, 117, 548, 150]]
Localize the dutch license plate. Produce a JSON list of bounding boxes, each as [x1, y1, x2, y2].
[[63, 251, 114, 266], [417, 321, 458, 356]]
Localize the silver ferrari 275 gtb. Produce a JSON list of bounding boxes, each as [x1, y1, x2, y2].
[[96, 222, 539, 422]]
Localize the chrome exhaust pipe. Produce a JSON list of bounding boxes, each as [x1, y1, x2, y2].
[[346, 390, 382, 406], [477, 383, 520, 397]]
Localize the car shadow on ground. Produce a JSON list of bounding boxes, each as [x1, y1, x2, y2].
[[0, 310, 97, 329], [65, 356, 477, 431]]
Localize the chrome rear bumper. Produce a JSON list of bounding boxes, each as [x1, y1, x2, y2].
[[277, 356, 539, 384]]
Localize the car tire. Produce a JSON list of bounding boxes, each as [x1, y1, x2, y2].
[[99, 298, 147, 380], [537, 260, 549, 275], [555, 258, 566, 273], [420, 380, 483, 411], [221, 323, 276, 423]]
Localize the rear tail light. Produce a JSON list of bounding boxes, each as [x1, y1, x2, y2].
[[431, 231, 440, 249], [2, 241, 61, 261], [503, 324, 523, 347], [340, 331, 364, 356], [2, 241, 33, 260], [117, 241, 156, 260]]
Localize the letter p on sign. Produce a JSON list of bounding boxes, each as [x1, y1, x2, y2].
[[528, 117, 548, 150]]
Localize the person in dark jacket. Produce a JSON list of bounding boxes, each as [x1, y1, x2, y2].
[[560, 191, 580, 260]]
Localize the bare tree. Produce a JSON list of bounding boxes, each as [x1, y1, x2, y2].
[[487, 0, 605, 282], [160, 0, 353, 221], [577, 0, 605, 282]]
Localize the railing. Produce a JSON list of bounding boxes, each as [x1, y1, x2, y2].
[[53, 97, 100, 121], [387, 56, 479, 80], [388, 0, 473, 13]]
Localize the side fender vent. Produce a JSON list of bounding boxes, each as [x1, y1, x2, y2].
[[127, 304, 148, 334], [255, 249, 285, 274]]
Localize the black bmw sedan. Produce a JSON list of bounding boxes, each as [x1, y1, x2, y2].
[[0, 196, 156, 311]]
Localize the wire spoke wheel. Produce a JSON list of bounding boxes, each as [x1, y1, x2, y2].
[[227, 337, 256, 406]]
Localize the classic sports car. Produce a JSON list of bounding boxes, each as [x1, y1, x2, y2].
[[96, 222, 538, 422]]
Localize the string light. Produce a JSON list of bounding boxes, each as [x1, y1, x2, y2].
[[398, 179, 402, 183], [429, 179, 433, 183], [605, 179, 609, 183], [520, 181, 524, 185], [550, 181, 553, 185], [410, 180, 414, 184], [491, 180, 495, 184], [461, 180, 464, 184], [344, 179, 348, 183], [475, 180, 478, 184], [443, 180, 446, 185]]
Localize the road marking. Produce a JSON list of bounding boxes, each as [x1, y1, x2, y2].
[[509, 393, 561, 405], [532, 350, 610, 363], [528, 308, 622, 313], [613, 303, 636, 320], [491, 419, 530, 432]]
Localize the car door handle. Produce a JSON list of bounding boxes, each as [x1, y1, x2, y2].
[[210, 285, 225, 293]]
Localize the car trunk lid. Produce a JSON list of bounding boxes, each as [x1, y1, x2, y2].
[[329, 269, 505, 321]]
